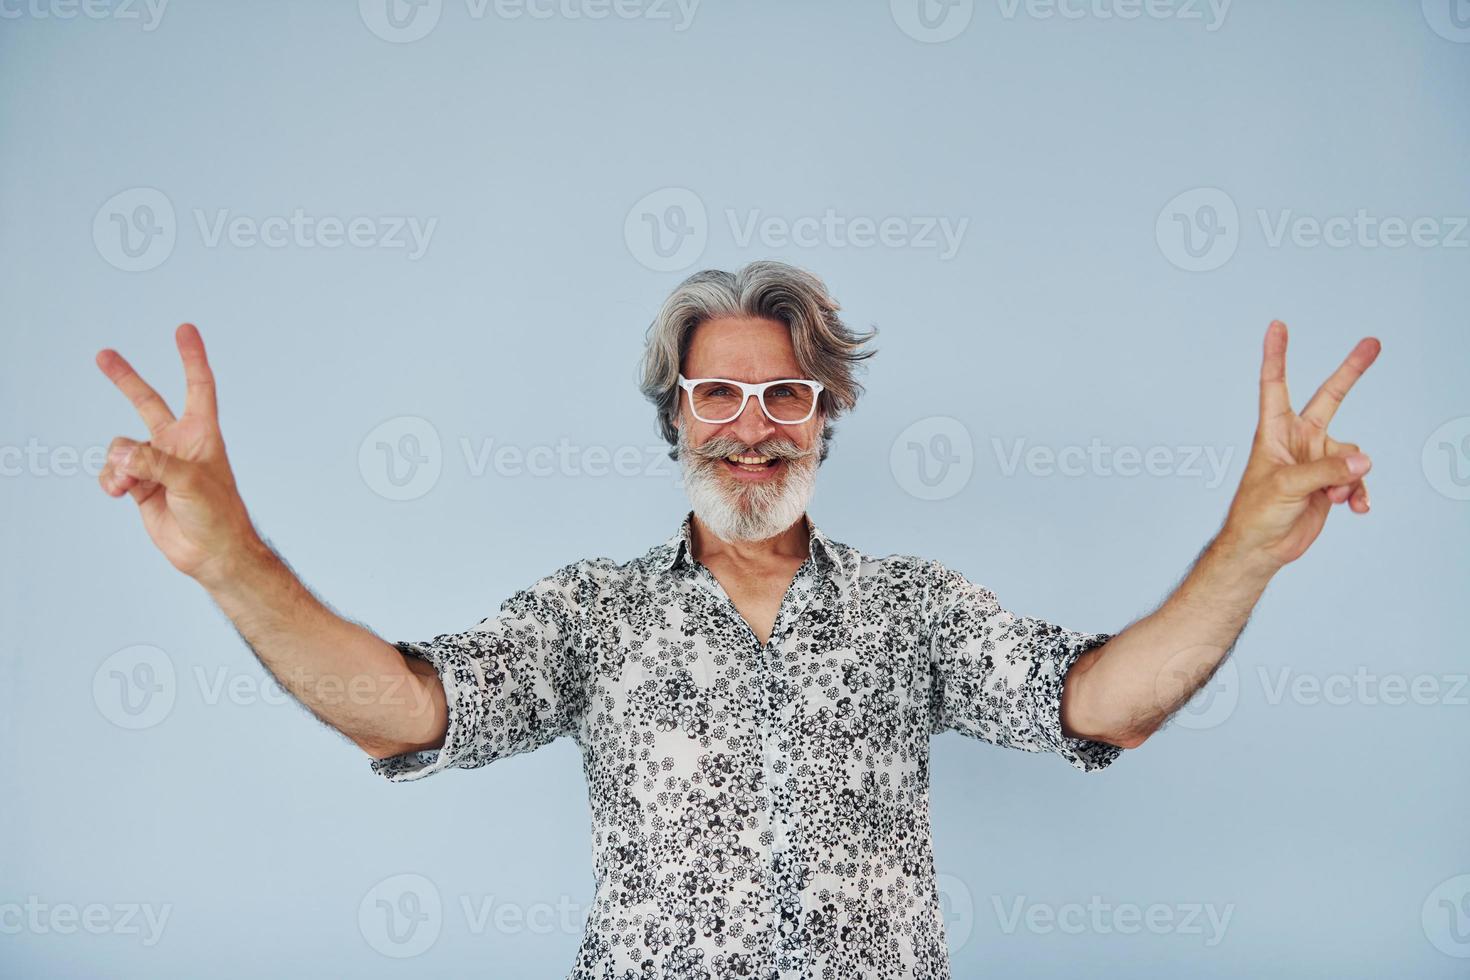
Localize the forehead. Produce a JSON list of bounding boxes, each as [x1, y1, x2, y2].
[[683, 316, 802, 381]]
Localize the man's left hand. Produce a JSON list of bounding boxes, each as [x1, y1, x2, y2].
[[1220, 320, 1381, 571]]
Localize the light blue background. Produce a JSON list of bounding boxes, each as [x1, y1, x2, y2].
[[3, 0, 1467, 976]]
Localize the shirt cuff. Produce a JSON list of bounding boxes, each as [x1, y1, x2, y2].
[[1030, 631, 1125, 773], [368, 639, 487, 782]]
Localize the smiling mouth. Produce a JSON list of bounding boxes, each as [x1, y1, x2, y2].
[[722, 453, 782, 473]]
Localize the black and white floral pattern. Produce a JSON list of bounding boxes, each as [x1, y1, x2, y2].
[[372, 511, 1122, 979]]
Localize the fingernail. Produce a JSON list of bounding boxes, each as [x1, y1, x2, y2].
[[1346, 453, 1370, 475], [118, 447, 135, 469]]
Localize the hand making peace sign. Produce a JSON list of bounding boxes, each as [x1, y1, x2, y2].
[[1222, 321, 1381, 569], [96, 323, 260, 588]]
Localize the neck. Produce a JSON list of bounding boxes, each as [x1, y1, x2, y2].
[[690, 510, 810, 566]]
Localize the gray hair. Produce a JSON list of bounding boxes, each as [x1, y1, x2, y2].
[[638, 260, 878, 462]]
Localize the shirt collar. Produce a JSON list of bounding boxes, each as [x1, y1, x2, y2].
[[650, 509, 858, 582]]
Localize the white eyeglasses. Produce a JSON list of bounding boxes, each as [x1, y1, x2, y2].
[[677, 374, 825, 424]]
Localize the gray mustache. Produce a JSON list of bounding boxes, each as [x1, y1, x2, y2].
[[689, 436, 814, 463]]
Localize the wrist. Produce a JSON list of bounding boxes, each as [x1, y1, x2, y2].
[[1209, 524, 1284, 583], [196, 532, 276, 596]]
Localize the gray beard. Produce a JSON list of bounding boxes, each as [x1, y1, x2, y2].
[[678, 426, 821, 543]]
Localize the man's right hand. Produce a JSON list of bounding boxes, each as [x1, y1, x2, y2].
[[96, 323, 262, 589], [96, 324, 451, 759]]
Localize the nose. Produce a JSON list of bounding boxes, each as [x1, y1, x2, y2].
[[726, 390, 777, 447]]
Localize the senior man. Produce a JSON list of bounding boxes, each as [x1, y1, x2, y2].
[[95, 260, 1378, 979]]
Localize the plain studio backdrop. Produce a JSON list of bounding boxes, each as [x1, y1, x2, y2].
[[2, 1, 1467, 976]]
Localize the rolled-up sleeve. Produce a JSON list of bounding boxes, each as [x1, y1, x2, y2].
[[370, 560, 597, 782], [924, 561, 1122, 772]]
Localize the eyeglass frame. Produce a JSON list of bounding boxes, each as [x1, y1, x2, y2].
[[676, 374, 826, 425]]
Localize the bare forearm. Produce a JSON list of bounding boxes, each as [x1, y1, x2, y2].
[[202, 536, 447, 758], [1062, 529, 1277, 746], [1061, 326, 1383, 747], [95, 327, 457, 761]]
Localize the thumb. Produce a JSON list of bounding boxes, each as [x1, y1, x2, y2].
[[1277, 452, 1371, 499], [117, 442, 196, 490]]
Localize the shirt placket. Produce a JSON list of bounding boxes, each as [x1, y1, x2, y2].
[[690, 557, 819, 980]]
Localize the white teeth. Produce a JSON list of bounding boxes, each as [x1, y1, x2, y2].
[[727, 454, 773, 465]]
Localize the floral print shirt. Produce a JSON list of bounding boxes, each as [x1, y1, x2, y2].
[[371, 510, 1123, 979]]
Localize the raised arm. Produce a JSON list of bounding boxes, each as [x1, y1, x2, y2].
[[95, 323, 445, 759], [1060, 321, 1381, 748]]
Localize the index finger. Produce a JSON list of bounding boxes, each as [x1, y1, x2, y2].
[[176, 322, 217, 420], [95, 348, 176, 436], [1301, 337, 1381, 430], [1258, 320, 1292, 424]]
